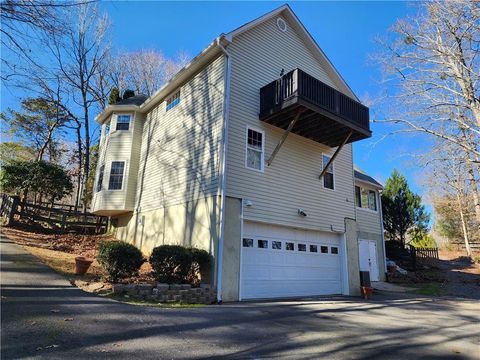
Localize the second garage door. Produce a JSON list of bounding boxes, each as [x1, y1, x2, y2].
[[240, 221, 343, 300]]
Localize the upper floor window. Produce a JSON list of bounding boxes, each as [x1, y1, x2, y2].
[[166, 91, 180, 111], [116, 114, 131, 131], [246, 127, 264, 171], [104, 121, 111, 137], [322, 154, 334, 190], [355, 185, 377, 211], [108, 161, 125, 190], [96, 164, 105, 192]]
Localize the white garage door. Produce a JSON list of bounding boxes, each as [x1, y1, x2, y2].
[[240, 221, 343, 300]]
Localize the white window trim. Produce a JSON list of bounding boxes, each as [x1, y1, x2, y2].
[[356, 185, 378, 213], [322, 153, 335, 191], [114, 113, 132, 132], [245, 125, 265, 173], [107, 160, 127, 192]]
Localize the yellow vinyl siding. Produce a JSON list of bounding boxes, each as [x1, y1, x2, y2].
[[355, 183, 382, 235], [91, 112, 136, 213], [226, 16, 355, 231], [133, 55, 225, 212]]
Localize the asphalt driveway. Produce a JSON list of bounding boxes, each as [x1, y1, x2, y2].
[[1, 235, 479, 359]]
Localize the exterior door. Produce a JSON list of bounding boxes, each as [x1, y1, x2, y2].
[[240, 221, 343, 300], [358, 240, 379, 281]]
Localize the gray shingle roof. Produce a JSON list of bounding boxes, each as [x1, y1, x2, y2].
[[354, 166, 383, 188], [114, 95, 148, 106]]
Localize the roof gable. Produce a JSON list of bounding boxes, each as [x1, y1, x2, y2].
[[225, 4, 359, 101]]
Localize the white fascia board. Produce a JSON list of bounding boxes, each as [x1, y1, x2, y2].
[[354, 178, 384, 190], [95, 105, 140, 124]]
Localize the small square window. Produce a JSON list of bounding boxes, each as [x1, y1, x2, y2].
[[310, 245, 318, 253], [331, 247, 339, 254], [116, 115, 131, 131], [258, 240, 268, 249], [321, 246, 328, 254], [272, 241, 282, 250], [298, 244, 306, 252], [286, 242, 294, 251], [166, 91, 180, 111], [243, 238, 253, 247]]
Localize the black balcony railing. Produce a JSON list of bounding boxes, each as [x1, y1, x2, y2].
[[259, 69, 370, 146]]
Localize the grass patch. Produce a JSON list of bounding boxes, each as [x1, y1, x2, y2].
[[105, 293, 206, 308], [415, 283, 445, 297]]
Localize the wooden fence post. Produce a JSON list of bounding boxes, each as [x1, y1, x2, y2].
[[7, 196, 19, 226], [410, 245, 417, 271], [61, 213, 67, 232]]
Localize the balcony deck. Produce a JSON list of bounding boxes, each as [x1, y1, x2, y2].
[[259, 69, 371, 147]]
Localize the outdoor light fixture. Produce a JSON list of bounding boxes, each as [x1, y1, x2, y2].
[[297, 209, 307, 217], [244, 199, 253, 207]]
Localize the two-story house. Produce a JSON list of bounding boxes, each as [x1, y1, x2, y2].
[[91, 4, 386, 302]]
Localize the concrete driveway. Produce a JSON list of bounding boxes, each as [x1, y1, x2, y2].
[[1, 235, 479, 359]]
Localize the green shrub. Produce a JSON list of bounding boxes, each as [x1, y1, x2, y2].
[[190, 248, 213, 282], [150, 245, 192, 284], [409, 234, 437, 248], [97, 241, 145, 282]]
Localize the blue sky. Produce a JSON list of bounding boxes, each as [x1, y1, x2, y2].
[[2, 1, 428, 201]]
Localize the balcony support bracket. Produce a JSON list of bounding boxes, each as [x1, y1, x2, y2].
[[319, 131, 352, 179], [267, 108, 303, 166]]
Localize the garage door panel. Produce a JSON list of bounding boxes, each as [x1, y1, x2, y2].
[[241, 221, 343, 300]]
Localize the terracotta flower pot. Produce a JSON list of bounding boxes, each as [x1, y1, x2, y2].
[[360, 286, 374, 300], [387, 265, 397, 273], [75, 256, 93, 275]]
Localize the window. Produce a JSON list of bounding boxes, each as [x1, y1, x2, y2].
[[105, 121, 111, 137], [258, 240, 268, 249], [310, 245, 318, 253], [331, 247, 339, 255], [356, 186, 377, 211], [272, 241, 282, 250], [298, 244, 306, 252], [166, 91, 180, 111], [96, 165, 105, 192], [322, 154, 334, 190], [116, 115, 131, 131], [108, 161, 125, 190], [243, 238, 253, 247], [286, 242, 294, 251], [246, 127, 264, 171], [321, 246, 328, 254]]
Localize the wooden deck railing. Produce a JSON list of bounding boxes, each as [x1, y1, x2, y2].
[[259, 68, 370, 131]]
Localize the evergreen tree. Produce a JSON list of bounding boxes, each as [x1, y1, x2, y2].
[[108, 87, 121, 105], [382, 169, 430, 247]]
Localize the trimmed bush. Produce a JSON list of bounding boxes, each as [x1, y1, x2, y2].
[[150, 245, 192, 284], [97, 241, 145, 282], [189, 248, 213, 283]]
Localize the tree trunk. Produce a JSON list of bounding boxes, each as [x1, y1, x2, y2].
[[456, 192, 472, 257], [74, 122, 83, 212]]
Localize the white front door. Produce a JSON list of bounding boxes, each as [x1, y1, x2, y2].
[[358, 240, 379, 281], [240, 221, 343, 300]]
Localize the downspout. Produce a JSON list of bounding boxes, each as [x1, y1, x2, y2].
[[215, 36, 232, 303], [378, 190, 387, 279]]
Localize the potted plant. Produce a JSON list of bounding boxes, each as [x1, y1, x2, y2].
[[360, 286, 374, 300], [75, 256, 93, 275]]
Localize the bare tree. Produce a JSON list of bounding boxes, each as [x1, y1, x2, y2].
[[0, 0, 90, 80], [46, 3, 110, 208], [374, 0, 480, 222], [428, 142, 475, 256], [108, 49, 190, 97]]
